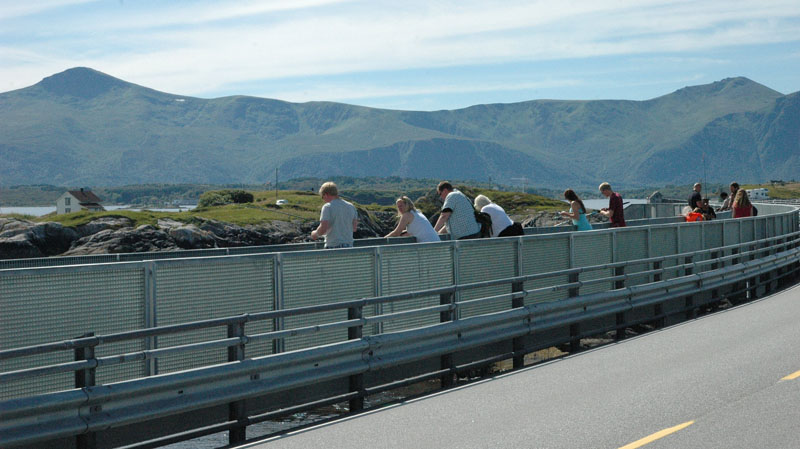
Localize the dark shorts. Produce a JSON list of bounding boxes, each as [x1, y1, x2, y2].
[[458, 232, 483, 240], [325, 243, 353, 249], [498, 222, 524, 237]]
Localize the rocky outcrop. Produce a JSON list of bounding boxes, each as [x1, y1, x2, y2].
[[1, 206, 580, 260], [0, 218, 78, 257], [64, 225, 179, 255]]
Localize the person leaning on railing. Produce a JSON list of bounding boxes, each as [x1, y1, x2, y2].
[[474, 194, 523, 237], [433, 181, 482, 240], [310, 181, 358, 248], [719, 182, 740, 211], [732, 189, 753, 218], [695, 198, 716, 221], [384, 196, 441, 243]]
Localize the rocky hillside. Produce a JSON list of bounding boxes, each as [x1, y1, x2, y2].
[[0, 207, 601, 259]]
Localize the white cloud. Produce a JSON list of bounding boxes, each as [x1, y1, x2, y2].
[[0, 0, 96, 21], [259, 78, 583, 105], [2, 0, 799, 99]]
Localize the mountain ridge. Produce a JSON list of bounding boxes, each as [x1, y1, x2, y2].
[[0, 68, 795, 188]]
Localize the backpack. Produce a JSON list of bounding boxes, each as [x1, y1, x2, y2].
[[752, 206, 758, 216], [473, 210, 493, 238]]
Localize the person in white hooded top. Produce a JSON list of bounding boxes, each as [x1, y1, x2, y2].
[[474, 194, 522, 237]]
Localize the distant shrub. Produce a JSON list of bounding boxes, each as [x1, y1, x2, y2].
[[198, 190, 254, 208]]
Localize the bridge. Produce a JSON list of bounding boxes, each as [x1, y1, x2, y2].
[[1, 202, 798, 448]]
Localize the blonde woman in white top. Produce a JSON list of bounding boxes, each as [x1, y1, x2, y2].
[[385, 196, 441, 243]]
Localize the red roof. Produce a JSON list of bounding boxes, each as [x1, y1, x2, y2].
[[68, 190, 102, 204]]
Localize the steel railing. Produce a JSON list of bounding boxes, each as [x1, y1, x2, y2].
[[2, 227, 799, 448]]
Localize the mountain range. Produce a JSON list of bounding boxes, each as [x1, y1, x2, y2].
[[1, 67, 797, 188]]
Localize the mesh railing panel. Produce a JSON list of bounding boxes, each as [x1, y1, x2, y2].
[[282, 249, 375, 351], [756, 219, 768, 240], [457, 239, 518, 319], [704, 222, 724, 249], [616, 229, 649, 286], [741, 220, 755, 242], [522, 235, 570, 304], [0, 254, 119, 270], [154, 257, 276, 374], [679, 225, 703, 253], [380, 244, 454, 333], [573, 232, 613, 294], [0, 265, 146, 400], [724, 221, 740, 247], [650, 227, 680, 279]]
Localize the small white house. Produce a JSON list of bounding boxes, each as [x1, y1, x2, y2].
[[56, 189, 105, 214]]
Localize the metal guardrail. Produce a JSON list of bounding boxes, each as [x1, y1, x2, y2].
[[2, 228, 799, 448], [0, 204, 693, 270]]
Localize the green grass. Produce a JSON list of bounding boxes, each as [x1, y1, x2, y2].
[[470, 188, 565, 214], [17, 187, 567, 228], [46, 209, 177, 228], [741, 182, 800, 200]]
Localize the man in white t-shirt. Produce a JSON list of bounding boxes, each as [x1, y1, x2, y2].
[[311, 182, 358, 248]]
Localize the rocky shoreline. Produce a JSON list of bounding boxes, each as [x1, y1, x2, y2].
[[0, 210, 606, 260]]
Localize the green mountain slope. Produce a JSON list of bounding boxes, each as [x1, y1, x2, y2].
[[0, 67, 794, 188]]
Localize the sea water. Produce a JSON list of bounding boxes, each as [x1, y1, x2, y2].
[[0, 205, 197, 216]]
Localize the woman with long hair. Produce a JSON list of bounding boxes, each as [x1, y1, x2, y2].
[[385, 196, 440, 243], [732, 189, 753, 218], [560, 189, 592, 231]]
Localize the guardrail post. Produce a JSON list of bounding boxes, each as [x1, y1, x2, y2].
[[615, 311, 626, 340], [652, 261, 662, 283], [567, 272, 581, 353], [614, 266, 625, 289], [653, 303, 665, 329], [569, 323, 581, 353], [75, 332, 97, 449], [227, 321, 247, 446], [684, 255, 693, 276], [440, 292, 456, 388], [348, 304, 365, 411], [511, 281, 526, 369], [685, 295, 696, 319], [568, 272, 580, 297], [613, 265, 627, 339]]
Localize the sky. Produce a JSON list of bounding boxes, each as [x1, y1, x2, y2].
[[1, 0, 800, 111]]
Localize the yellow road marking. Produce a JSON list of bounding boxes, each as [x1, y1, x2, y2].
[[618, 421, 694, 449], [781, 370, 800, 381]]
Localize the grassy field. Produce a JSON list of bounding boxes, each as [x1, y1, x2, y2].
[[742, 182, 800, 199], [8, 187, 563, 228]]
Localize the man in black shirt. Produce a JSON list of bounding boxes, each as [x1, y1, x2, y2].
[[688, 183, 702, 209]]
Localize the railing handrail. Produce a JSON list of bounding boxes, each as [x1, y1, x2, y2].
[[1, 241, 798, 448], [2, 228, 798, 380]]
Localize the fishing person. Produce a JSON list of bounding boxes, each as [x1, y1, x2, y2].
[[559, 189, 593, 231], [688, 183, 703, 209], [598, 182, 626, 227], [310, 181, 358, 248]]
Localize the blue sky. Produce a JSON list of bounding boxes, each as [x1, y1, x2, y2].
[[2, 0, 799, 110]]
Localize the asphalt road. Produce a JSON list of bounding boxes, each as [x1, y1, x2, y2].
[[243, 283, 800, 449]]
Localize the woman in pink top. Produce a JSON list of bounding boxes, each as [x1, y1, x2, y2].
[[732, 189, 753, 218]]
